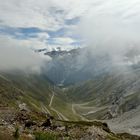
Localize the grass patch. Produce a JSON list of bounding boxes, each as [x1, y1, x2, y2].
[[106, 134, 121, 140], [13, 127, 20, 140], [52, 96, 79, 120], [56, 120, 111, 133], [35, 132, 58, 140]]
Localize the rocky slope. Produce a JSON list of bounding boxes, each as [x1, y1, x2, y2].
[[0, 109, 140, 140]]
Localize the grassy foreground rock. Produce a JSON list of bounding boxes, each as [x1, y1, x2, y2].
[[0, 113, 140, 140]]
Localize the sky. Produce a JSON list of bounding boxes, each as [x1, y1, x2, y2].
[[1, 0, 140, 71], [0, 0, 85, 51], [1, 0, 140, 50]]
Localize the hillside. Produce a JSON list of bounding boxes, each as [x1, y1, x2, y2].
[[0, 69, 140, 139], [0, 72, 51, 109], [33, 47, 140, 136], [64, 69, 140, 135], [0, 47, 140, 139], [0, 71, 77, 121], [1, 72, 140, 140]]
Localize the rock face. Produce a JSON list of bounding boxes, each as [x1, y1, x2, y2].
[[15, 110, 30, 124], [41, 118, 51, 128], [24, 121, 36, 128], [0, 106, 16, 124], [0, 96, 140, 139], [18, 103, 30, 112]]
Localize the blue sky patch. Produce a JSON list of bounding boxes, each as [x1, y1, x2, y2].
[[47, 28, 66, 38], [65, 17, 80, 25], [0, 26, 45, 39]]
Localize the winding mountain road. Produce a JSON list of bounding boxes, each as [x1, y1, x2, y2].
[[72, 104, 89, 121], [40, 103, 51, 114], [49, 91, 69, 121]]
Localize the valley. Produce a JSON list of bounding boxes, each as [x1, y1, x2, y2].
[[0, 48, 140, 139], [1, 0, 140, 139]]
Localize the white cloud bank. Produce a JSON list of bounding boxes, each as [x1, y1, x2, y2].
[[1, 0, 140, 49], [0, 35, 51, 72], [1, 0, 140, 71], [80, 0, 140, 47]]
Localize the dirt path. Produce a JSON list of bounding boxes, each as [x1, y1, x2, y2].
[[49, 92, 54, 107], [72, 104, 89, 121], [40, 103, 51, 114], [49, 91, 69, 121]]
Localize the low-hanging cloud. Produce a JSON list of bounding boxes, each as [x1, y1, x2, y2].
[[79, 0, 140, 52], [74, 0, 140, 69], [0, 35, 51, 73]]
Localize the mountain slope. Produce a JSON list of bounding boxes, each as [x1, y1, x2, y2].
[[65, 69, 140, 118], [0, 72, 77, 120]]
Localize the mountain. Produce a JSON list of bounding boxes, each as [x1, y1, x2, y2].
[[0, 71, 78, 121], [42, 48, 113, 85], [2, 71, 137, 140], [0, 47, 140, 139], [43, 47, 140, 85], [36, 47, 140, 135], [65, 70, 140, 134]]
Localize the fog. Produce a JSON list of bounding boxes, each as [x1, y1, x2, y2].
[[77, 1, 140, 68], [0, 36, 51, 73], [80, 16, 140, 55]]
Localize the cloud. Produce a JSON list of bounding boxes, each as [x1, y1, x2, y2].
[[0, 35, 51, 72], [0, 0, 66, 31], [0, 0, 92, 50], [51, 37, 75, 45], [77, 0, 140, 56], [1, 0, 140, 52]]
